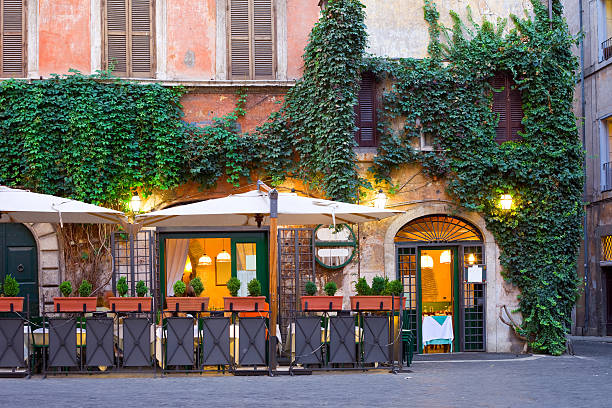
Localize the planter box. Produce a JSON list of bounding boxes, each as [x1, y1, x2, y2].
[[109, 297, 152, 312], [166, 297, 209, 312], [301, 296, 343, 312], [0, 297, 24, 312], [53, 297, 97, 312], [350, 296, 403, 312], [224, 296, 266, 312]]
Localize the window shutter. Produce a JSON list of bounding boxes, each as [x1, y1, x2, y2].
[[230, 0, 250, 79], [492, 72, 523, 144], [355, 73, 377, 147], [253, 0, 273, 79], [106, 0, 128, 75], [1, 0, 25, 77], [508, 84, 524, 142], [131, 0, 153, 76]]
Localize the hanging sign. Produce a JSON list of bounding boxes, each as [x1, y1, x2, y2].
[[314, 224, 356, 269], [466, 264, 486, 283]]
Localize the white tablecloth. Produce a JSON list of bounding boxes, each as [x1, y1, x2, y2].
[[421, 315, 453, 343]]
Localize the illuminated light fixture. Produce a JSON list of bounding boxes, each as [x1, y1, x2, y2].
[[499, 194, 513, 210], [184, 257, 193, 273], [440, 250, 451, 264], [421, 254, 434, 269], [129, 194, 141, 213], [374, 189, 388, 209], [468, 253, 476, 265], [198, 254, 212, 266], [217, 249, 231, 263]]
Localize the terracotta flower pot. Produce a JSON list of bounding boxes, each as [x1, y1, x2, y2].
[[166, 297, 209, 312], [301, 295, 343, 311], [53, 297, 97, 312], [0, 297, 24, 312], [350, 296, 404, 312], [223, 296, 266, 312], [109, 297, 152, 312]]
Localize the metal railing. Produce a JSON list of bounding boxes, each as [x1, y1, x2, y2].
[[603, 161, 612, 191], [603, 37, 612, 61]]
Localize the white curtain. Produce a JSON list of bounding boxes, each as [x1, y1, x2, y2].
[[165, 239, 190, 296]]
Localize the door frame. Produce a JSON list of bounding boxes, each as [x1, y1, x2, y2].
[[158, 231, 269, 306]]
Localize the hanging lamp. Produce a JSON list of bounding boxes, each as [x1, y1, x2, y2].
[[217, 239, 231, 263], [440, 250, 451, 264], [198, 254, 212, 266], [421, 254, 434, 269]]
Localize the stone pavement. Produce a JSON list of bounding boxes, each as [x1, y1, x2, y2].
[[1, 339, 611, 408]]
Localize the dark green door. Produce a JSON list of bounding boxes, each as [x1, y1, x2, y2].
[[0, 223, 39, 316]]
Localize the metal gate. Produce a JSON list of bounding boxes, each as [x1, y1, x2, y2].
[[461, 245, 486, 351], [111, 230, 157, 302], [278, 228, 315, 353]]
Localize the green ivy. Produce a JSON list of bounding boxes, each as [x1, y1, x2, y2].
[[369, 0, 583, 355]]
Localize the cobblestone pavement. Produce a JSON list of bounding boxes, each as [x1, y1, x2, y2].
[[1, 340, 611, 408]]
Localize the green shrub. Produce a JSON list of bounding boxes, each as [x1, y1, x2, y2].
[[173, 280, 186, 296], [305, 281, 317, 296], [226, 277, 241, 297], [371, 276, 388, 295], [384, 280, 403, 297], [189, 277, 204, 296], [79, 280, 93, 297], [355, 277, 371, 296], [324, 281, 338, 296], [3, 275, 19, 297], [59, 281, 72, 297], [136, 280, 148, 297], [247, 279, 262, 297], [116, 277, 129, 297]]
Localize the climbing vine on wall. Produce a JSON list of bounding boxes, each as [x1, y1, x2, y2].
[[369, 0, 583, 355]]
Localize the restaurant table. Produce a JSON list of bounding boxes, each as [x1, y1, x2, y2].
[[422, 315, 453, 351]]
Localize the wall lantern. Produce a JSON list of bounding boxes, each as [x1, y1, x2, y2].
[[198, 254, 212, 266], [129, 194, 141, 213], [374, 189, 388, 209], [421, 254, 434, 269], [467, 253, 476, 265], [499, 194, 513, 210], [440, 250, 451, 264], [217, 249, 231, 263]]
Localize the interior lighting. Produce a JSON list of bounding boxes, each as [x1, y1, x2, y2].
[[440, 250, 451, 264], [421, 254, 434, 269], [468, 253, 476, 265], [184, 257, 193, 273], [198, 254, 212, 266], [217, 250, 231, 263]]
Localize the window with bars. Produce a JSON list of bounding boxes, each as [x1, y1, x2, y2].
[[0, 0, 25, 77], [228, 0, 275, 80], [354, 72, 377, 147], [491, 72, 523, 144], [602, 235, 612, 261], [103, 0, 154, 78]]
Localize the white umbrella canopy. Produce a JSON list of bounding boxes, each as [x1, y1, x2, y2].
[[0, 186, 127, 225], [136, 189, 402, 227]]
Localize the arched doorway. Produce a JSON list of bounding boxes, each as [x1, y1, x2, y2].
[[395, 215, 485, 353], [0, 223, 39, 316]]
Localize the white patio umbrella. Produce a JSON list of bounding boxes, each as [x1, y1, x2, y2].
[[136, 183, 402, 369], [0, 186, 127, 225]]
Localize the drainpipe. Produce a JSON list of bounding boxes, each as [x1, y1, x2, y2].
[[579, 0, 590, 333]]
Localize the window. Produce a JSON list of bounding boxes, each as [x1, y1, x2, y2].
[[103, 0, 154, 78], [0, 0, 25, 77], [354, 72, 377, 147], [491, 72, 523, 144], [600, 0, 612, 61], [228, 0, 275, 80], [600, 117, 612, 191]]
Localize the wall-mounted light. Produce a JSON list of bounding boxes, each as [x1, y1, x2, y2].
[[374, 189, 388, 209], [467, 253, 476, 265], [184, 257, 193, 273], [499, 194, 513, 210], [421, 254, 434, 269], [198, 254, 212, 266], [440, 250, 451, 264], [129, 194, 141, 213], [217, 249, 231, 263]]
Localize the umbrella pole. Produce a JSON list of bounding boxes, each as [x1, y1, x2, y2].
[[269, 189, 279, 371]]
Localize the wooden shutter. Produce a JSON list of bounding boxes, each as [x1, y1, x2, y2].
[[354, 73, 377, 147], [1, 0, 25, 77], [229, 0, 274, 80], [492, 72, 523, 144], [104, 0, 154, 78]]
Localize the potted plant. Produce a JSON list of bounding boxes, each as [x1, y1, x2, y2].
[[223, 277, 266, 311], [350, 276, 397, 311], [54, 280, 97, 312], [300, 280, 343, 311], [109, 277, 153, 312], [166, 278, 209, 312], [384, 279, 404, 311], [0, 275, 24, 312]]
